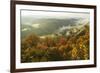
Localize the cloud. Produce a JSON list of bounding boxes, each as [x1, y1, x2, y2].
[[22, 28, 29, 31], [31, 24, 40, 28]]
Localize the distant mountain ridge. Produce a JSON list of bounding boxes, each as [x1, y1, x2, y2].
[[21, 18, 89, 39]]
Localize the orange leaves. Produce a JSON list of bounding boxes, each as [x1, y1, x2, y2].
[[36, 43, 48, 50], [21, 25, 90, 62], [59, 37, 67, 45], [24, 34, 40, 47]]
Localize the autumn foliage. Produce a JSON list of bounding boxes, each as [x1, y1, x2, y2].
[[21, 25, 89, 63]]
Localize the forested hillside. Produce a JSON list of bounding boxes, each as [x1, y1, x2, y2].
[[21, 23, 89, 63]]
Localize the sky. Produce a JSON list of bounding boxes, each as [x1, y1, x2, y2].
[[21, 10, 90, 22], [21, 10, 90, 29]]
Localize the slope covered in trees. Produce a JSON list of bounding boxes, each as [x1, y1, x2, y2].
[[21, 23, 89, 63]]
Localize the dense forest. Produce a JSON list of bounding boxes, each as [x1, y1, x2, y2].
[[21, 23, 89, 63]]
